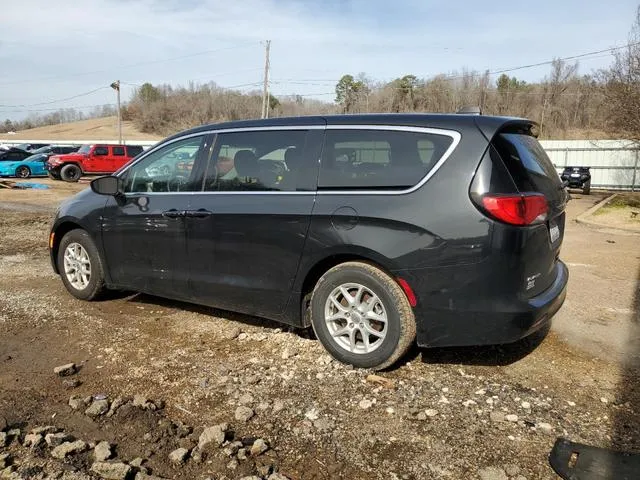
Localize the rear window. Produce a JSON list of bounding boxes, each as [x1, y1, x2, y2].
[[492, 133, 562, 193], [318, 130, 454, 189], [127, 145, 144, 157]]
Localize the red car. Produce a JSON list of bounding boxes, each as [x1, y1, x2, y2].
[[47, 144, 144, 182]]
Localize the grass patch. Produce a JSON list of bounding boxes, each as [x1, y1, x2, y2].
[[594, 193, 640, 215]]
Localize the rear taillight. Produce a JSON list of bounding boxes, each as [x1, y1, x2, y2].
[[481, 193, 548, 226]]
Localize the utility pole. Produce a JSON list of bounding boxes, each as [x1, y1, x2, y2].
[[261, 40, 271, 119], [110, 80, 122, 143]]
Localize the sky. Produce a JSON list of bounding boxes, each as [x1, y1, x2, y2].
[[0, 0, 637, 120]]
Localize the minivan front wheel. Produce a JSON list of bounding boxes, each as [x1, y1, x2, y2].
[[310, 262, 416, 370], [57, 229, 106, 300]]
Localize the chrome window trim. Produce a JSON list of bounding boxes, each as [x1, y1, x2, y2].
[[116, 124, 461, 197]]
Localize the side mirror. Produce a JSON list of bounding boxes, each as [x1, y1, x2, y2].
[[91, 175, 121, 196]]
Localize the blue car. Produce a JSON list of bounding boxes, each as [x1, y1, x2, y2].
[[0, 153, 50, 178]]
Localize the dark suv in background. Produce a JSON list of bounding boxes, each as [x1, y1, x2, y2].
[[561, 166, 591, 194], [49, 114, 569, 370]]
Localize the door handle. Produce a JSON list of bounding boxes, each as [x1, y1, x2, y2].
[[162, 209, 185, 218], [185, 209, 213, 218]]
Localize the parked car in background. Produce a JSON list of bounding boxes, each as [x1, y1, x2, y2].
[[0, 152, 50, 178], [49, 114, 569, 370], [0, 147, 33, 162], [15, 143, 50, 152], [31, 145, 80, 156], [560, 166, 591, 194], [46, 144, 145, 182]]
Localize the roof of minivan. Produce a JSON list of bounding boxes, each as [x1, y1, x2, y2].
[[166, 113, 534, 142]]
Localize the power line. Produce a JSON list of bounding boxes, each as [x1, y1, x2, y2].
[[0, 87, 111, 108], [0, 103, 117, 113], [0, 42, 260, 87]]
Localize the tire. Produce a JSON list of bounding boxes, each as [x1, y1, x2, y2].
[[48, 171, 60, 180], [310, 261, 416, 370], [15, 166, 30, 178], [582, 180, 591, 195], [60, 164, 82, 182], [57, 229, 106, 301]]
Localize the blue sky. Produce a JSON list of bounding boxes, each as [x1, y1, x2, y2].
[[0, 0, 637, 120]]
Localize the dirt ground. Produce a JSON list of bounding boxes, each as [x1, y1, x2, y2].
[[0, 117, 160, 142], [0, 183, 638, 480]]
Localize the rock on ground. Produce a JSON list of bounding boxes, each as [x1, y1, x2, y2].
[[23, 433, 43, 448], [94, 441, 112, 461], [106, 397, 127, 417], [0, 432, 7, 448], [168, 447, 190, 465], [90, 462, 132, 480], [85, 399, 110, 417], [51, 440, 87, 459], [268, 474, 290, 480], [54, 363, 77, 376], [0, 454, 10, 469], [250, 438, 269, 456], [235, 406, 254, 422], [478, 466, 509, 480], [45, 432, 71, 447], [198, 424, 228, 450], [69, 396, 89, 410], [135, 473, 168, 480], [31, 426, 59, 435]]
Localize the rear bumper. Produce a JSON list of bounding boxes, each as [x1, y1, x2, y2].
[[413, 260, 568, 348]]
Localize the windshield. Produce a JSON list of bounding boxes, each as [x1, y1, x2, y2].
[[77, 145, 92, 154]]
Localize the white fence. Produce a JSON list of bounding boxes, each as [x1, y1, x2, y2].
[[2, 138, 639, 191], [539, 140, 639, 191]]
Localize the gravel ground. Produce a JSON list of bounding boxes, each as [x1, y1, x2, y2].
[[0, 185, 638, 480]]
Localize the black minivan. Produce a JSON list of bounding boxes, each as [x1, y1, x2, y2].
[[49, 114, 568, 370]]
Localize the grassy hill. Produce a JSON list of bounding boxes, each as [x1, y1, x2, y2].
[[0, 116, 161, 142]]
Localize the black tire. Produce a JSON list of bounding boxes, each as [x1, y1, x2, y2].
[[60, 164, 82, 182], [310, 261, 416, 370], [48, 171, 60, 180], [582, 180, 591, 195], [57, 229, 106, 301], [15, 166, 31, 178]]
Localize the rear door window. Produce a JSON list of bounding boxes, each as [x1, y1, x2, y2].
[[318, 129, 454, 189], [112, 146, 125, 156]]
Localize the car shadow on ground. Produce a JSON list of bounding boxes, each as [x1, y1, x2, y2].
[[122, 292, 316, 339], [417, 323, 552, 367], [118, 291, 551, 368]]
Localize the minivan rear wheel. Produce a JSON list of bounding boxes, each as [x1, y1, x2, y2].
[[57, 229, 106, 300], [310, 262, 416, 370]]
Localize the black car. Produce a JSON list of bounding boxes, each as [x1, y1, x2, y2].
[[15, 143, 50, 152], [0, 147, 33, 161], [49, 114, 569, 370], [31, 145, 81, 156], [561, 166, 591, 194]]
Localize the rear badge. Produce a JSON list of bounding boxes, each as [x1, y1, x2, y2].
[[526, 273, 541, 290]]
